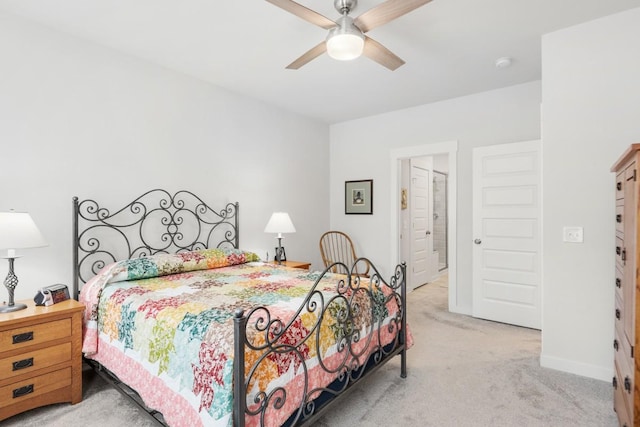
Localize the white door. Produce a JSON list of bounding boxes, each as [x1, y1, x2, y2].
[[410, 158, 436, 290], [472, 140, 541, 329]]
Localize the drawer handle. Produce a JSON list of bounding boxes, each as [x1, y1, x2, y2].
[[12, 384, 34, 399], [616, 278, 622, 288], [12, 331, 34, 344], [617, 214, 622, 223], [616, 309, 621, 320], [618, 182, 622, 191], [614, 339, 619, 351], [622, 249, 627, 261], [12, 357, 34, 371], [617, 246, 621, 256], [625, 376, 632, 393], [613, 376, 618, 389]]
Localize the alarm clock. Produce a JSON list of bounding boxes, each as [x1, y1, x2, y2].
[[34, 284, 70, 306]]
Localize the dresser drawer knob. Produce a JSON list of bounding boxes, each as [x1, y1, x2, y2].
[[616, 278, 622, 288], [618, 182, 622, 191], [616, 309, 622, 320], [12, 357, 34, 371], [622, 249, 627, 261], [624, 376, 632, 393], [617, 246, 622, 256], [12, 331, 34, 344], [613, 376, 618, 389], [614, 339, 619, 351], [617, 214, 623, 223], [12, 384, 34, 399]]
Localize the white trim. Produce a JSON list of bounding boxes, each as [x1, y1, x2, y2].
[[390, 141, 460, 313], [540, 354, 612, 382]]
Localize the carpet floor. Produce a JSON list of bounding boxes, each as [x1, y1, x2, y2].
[[3, 273, 618, 426]]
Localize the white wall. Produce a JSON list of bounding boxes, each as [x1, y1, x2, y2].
[[541, 7, 640, 380], [0, 13, 329, 300], [330, 81, 541, 313]]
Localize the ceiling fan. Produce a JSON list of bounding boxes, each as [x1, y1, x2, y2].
[[266, 0, 433, 71]]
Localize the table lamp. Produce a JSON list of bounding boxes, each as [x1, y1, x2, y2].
[[264, 212, 296, 265], [0, 211, 47, 313]]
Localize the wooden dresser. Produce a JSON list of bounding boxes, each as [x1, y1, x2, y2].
[[611, 144, 640, 427], [0, 299, 84, 421]]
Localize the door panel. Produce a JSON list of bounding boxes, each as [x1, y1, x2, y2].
[[482, 280, 536, 305], [472, 140, 541, 329]]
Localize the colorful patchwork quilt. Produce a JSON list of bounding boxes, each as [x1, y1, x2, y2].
[[80, 248, 408, 427]]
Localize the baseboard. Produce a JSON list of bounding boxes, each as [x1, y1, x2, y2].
[[540, 353, 613, 382]]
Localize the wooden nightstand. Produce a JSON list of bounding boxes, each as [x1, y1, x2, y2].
[[0, 299, 84, 421], [270, 260, 311, 270]]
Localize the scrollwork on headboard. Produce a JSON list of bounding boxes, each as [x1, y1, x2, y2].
[[72, 189, 239, 299]]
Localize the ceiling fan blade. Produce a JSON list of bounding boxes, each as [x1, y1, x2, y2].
[[286, 41, 327, 69], [354, 0, 433, 33], [363, 36, 405, 71], [266, 0, 336, 29]]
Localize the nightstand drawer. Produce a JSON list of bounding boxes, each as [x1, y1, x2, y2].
[[0, 318, 71, 352], [0, 366, 71, 407], [0, 342, 71, 382]]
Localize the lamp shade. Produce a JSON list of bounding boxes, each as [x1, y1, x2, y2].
[[0, 212, 47, 254], [264, 212, 296, 234]]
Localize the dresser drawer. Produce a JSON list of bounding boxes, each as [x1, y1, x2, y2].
[[616, 171, 625, 200], [614, 361, 633, 427], [0, 342, 71, 382], [616, 203, 625, 234], [614, 293, 635, 363], [616, 236, 625, 269], [0, 366, 71, 407], [0, 319, 71, 353], [617, 351, 634, 420], [616, 267, 624, 302]]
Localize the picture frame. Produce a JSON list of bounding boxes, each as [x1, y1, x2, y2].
[[345, 179, 373, 215], [275, 246, 287, 262]]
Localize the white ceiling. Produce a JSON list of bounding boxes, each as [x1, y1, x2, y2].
[[1, 0, 639, 124]]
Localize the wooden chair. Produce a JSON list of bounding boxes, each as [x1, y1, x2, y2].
[[319, 231, 370, 277]]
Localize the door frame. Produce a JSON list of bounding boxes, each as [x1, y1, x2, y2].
[[390, 140, 460, 313]]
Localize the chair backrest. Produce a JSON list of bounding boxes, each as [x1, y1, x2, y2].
[[319, 231, 369, 277]]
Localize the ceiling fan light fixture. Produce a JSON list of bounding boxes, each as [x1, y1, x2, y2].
[[326, 16, 364, 61]]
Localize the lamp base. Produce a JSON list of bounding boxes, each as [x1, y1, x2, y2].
[[0, 302, 28, 313]]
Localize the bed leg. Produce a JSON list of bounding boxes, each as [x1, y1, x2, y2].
[[233, 309, 247, 427]]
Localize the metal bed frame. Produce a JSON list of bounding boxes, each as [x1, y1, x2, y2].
[[72, 189, 407, 426]]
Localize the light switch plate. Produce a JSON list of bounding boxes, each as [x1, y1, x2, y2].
[[563, 226, 584, 243]]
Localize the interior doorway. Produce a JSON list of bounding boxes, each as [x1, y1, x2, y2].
[[390, 141, 459, 312], [433, 170, 448, 271]]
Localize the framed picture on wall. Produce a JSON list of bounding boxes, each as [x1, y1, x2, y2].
[[345, 179, 373, 214]]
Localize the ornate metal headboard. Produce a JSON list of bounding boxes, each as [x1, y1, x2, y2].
[[72, 189, 239, 299]]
